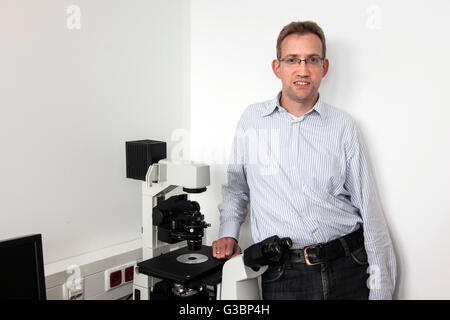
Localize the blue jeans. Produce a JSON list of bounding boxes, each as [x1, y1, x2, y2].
[[261, 246, 370, 300]]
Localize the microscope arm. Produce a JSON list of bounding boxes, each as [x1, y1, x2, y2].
[[219, 255, 268, 300], [219, 235, 292, 300]]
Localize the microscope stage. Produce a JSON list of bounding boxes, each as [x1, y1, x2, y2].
[[137, 245, 225, 284]]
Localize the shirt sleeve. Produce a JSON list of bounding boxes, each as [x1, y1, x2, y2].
[[345, 120, 397, 300], [217, 124, 250, 242]]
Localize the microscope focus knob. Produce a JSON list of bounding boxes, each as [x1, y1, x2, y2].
[[152, 208, 165, 226]]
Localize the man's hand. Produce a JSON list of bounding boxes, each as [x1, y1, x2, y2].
[[212, 237, 241, 259]]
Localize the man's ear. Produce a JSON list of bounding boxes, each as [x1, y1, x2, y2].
[[322, 58, 329, 78], [272, 59, 281, 79]]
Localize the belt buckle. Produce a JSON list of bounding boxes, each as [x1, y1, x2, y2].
[[303, 244, 323, 266]]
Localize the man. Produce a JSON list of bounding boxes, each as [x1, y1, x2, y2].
[[212, 21, 396, 300]]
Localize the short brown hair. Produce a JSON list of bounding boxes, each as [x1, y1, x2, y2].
[[276, 21, 326, 59]]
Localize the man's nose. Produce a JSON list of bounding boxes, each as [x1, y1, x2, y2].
[[294, 61, 310, 77]]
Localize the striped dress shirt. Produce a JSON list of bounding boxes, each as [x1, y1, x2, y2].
[[218, 92, 396, 300]]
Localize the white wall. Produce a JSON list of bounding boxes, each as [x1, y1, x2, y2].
[[0, 0, 190, 263], [2, 0, 450, 300], [190, 0, 450, 299]]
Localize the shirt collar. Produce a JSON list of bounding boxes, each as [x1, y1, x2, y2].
[[260, 93, 280, 117], [262, 91, 327, 121]]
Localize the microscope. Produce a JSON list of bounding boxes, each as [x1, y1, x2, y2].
[[126, 139, 292, 300]]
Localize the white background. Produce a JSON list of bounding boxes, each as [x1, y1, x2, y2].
[[1, 0, 449, 299]]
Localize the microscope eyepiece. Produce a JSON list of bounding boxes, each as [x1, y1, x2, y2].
[[281, 237, 293, 248], [243, 235, 293, 268]]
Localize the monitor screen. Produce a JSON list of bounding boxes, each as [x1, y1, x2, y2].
[[0, 234, 46, 300]]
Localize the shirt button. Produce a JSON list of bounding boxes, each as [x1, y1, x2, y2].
[[314, 231, 320, 237], [302, 212, 307, 217]]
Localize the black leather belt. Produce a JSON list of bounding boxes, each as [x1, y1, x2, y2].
[[287, 227, 364, 266]]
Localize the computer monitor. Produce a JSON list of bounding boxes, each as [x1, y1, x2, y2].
[[0, 234, 46, 300]]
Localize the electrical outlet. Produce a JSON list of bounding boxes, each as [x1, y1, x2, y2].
[[104, 261, 136, 292], [62, 278, 84, 300]]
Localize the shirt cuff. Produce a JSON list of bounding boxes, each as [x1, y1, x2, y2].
[[369, 288, 394, 300], [218, 220, 242, 242]]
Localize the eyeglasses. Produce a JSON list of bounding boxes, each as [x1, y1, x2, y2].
[[279, 55, 324, 67]]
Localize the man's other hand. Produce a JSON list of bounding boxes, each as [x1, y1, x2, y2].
[[212, 237, 241, 259]]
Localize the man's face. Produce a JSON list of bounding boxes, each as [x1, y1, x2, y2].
[[272, 33, 329, 105]]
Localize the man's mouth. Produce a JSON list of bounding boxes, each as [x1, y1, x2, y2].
[[293, 80, 310, 88]]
